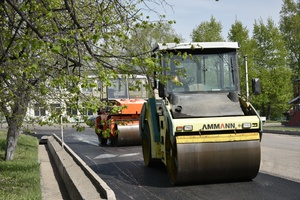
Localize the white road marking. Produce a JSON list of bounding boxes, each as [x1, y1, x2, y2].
[[94, 154, 117, 159], [76, 136, 98, 146], [74, 134, 141, 160], [119, 153, 140, 157], [94, 153, 140, 159]]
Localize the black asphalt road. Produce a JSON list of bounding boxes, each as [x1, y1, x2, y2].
[[33, 126, 300, 200]]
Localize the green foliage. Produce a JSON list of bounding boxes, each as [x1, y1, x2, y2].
[[251, 18, 293, 119], [191, 16, 224, 42], [131, 21, 184, 48], [0, 131, 41, 199], [228, 20, 255, 97], [228, 18, 294, 120], [0, 0, 182, 159], [280, 0, 300, 77]]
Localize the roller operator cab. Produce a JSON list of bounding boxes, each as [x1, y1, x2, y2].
[[139, 42, 263, 185]]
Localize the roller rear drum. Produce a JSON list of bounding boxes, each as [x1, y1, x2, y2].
[[114, 125, 141, 146]]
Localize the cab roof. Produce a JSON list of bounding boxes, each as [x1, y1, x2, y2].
[[153, 42, 239, 52]]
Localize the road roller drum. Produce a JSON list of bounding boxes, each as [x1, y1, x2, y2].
[[167, 139, 261, 184], [115, 125, 141, 146]]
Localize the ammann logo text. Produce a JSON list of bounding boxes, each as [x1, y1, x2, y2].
[[202, 123, 235, 130]]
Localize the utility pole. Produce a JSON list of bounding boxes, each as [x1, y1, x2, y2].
[[244, 56, 249, 100]]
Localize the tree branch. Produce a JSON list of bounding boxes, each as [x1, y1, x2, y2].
[[5, 0, 44, 40]]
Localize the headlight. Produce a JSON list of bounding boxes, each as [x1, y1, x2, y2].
[[242, 123, 251, 129], [183, 125, 193, 131]]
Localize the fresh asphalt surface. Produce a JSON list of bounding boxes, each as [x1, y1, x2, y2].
[[0, 123, 296, 200], [23, 123, 300, 200]]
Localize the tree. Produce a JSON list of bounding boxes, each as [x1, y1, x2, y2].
[[0, 0, 175, 160], [280, 0, 300, 77], [228, 20, 256, 98], [190, 16, 224, 42], [252, 18, 293, 120], [130, 21, 183, 51], [122, 21, 184, 92]]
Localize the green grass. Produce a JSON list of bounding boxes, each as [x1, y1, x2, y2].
[[0, 131, 41, 200]]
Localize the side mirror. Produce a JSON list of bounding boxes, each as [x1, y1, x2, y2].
[[158, 81, 166, 98], [252, 78, 261, 95]]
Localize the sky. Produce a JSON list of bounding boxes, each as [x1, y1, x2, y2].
[[142, 0, 284, 42]]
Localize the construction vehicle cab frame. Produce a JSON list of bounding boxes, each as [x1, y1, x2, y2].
[[139, 42, 263, 185]]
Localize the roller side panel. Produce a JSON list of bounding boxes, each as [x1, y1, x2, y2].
[[141, 100, 163, 161]]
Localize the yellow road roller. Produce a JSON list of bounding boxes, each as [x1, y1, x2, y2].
[[139, 42, 263, 185]]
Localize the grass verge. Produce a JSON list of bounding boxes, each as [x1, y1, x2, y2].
[[263, 124, 300, 132], [263, 123, 300, 132], [0, 131, 41, 200]]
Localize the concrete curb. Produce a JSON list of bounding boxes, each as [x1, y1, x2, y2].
[[264, 129, 300, 136], [46, 134, 116, 200]]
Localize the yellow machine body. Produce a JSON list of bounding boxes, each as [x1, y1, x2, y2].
[[139, 42, 263, 184]]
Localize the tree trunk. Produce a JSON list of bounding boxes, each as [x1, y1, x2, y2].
[[261, 103, 266, 118], [4, 92, 28, 161], [5, 121, 20, 161], [267, 104, 271, 120]]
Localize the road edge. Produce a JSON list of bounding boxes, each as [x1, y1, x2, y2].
[[45, 134, 116, 200]]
